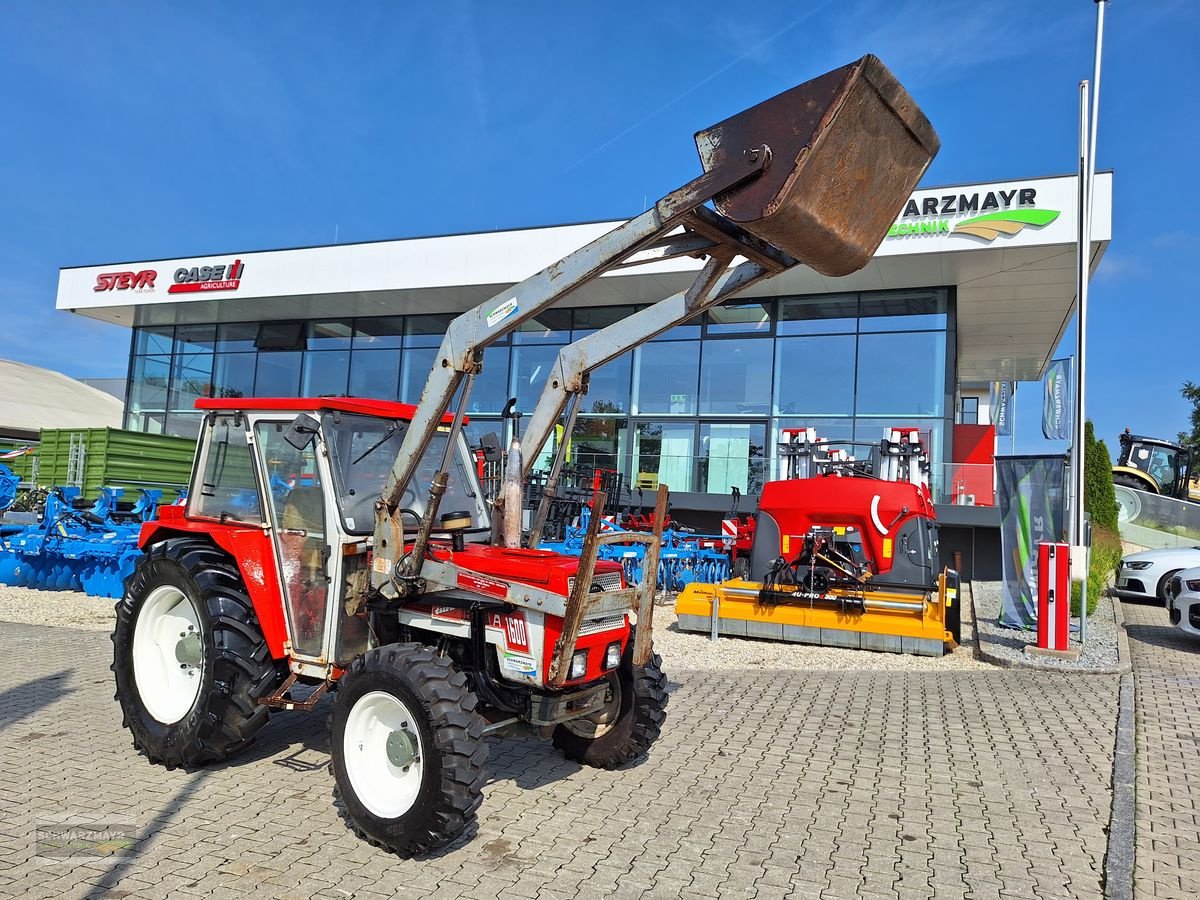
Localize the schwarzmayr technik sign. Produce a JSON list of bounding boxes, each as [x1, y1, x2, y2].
[[887, 185, 1061, 242]]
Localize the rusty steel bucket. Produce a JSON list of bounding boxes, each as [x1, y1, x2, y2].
[[694, 55, 939, 277]]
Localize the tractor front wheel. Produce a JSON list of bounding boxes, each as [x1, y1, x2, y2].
[[112, 538, 282, 769], [330, 644, 489, 857], [552, 639, 668, 769]]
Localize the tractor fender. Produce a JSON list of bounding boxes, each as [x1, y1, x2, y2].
[[1111, 466, 1159, 494], [139, 508, 289, 659]]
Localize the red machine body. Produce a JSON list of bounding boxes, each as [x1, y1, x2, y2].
[[748, 475, 938, 586]]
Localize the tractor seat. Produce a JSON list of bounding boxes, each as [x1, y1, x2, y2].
[[281, 486, 324, 535]]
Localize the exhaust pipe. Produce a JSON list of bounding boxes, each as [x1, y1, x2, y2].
[[500, 399, 524, 549]]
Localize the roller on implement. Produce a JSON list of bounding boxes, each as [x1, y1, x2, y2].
[[676, 428, 961, 657], [111, 55, 938, 856]]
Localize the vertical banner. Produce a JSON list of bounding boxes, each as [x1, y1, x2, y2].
[[997, 455, 1067, 628], [990, 381, 1014, 437], [1042, 358, 1073, 440]]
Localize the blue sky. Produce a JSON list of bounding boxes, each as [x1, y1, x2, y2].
[[1, 1, 1196, 453]]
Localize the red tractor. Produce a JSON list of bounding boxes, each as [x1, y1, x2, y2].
[[110, 54, 937, 855]]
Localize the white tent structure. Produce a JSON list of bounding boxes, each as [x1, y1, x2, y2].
[[0, 359, 123, 441]]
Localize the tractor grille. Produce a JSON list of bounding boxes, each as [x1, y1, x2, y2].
[[580, 614, 626, 636], [567, 572, 624, 594]]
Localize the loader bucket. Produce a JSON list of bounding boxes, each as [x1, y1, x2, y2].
[[695, 54, 939, 277]]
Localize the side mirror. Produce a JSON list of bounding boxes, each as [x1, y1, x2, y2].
[[284, 413, 321, 450]]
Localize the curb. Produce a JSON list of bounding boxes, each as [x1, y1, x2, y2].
[[1104, 671, 1136, 900], [972, 583, 1131, 675]]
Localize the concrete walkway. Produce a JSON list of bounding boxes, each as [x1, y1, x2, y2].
[[0, 621, 1120, 899], [1121, 599, 1200, 898]]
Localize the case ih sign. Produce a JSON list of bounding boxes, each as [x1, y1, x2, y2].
[[168, 260, 245, 294]]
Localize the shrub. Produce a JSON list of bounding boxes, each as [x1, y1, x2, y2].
[[1084, 420, 1120, 531], [1072, 524, 1121, 616]]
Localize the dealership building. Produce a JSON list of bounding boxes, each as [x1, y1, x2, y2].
[[56, 172, 1112, 576]]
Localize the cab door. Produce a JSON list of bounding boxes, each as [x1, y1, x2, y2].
[[252, 418, 333, 660]]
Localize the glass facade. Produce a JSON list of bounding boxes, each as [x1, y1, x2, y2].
[[125, 288, 954, 497]]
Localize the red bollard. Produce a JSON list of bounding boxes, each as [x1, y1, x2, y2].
[[1037, 541, 1071, 650]]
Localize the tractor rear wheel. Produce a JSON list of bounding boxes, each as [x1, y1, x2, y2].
[[112, 538, 282, 769], [552, 638, 668, 769], [330, 644, 488, 857]]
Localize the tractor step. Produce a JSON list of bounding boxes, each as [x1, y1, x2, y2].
[[676, 613, 944, 657], [258, 672, 331, 711]]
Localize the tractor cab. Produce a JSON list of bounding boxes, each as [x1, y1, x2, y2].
[[1115, 430, 1199, 500], [161, 398, 491, 675]]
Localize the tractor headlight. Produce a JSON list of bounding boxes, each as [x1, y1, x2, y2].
[[1125, 560, 1153, 570], [604, 641, 622, 671], [569, 650, 588, 680], [1186, 580, 1200, 593]]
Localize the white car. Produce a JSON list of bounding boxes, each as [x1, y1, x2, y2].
[[1165, 567, 1200, 638], [1114, 547, 1200, 602]]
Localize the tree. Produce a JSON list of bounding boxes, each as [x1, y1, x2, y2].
[[1084, 420, 1119, 531], [1177, 381, 1200, 447]]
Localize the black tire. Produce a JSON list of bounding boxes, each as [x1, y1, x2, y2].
[[1113, 472, 1154, 493], [1157, 569, 1182, 602], [112, 537, 282, 769], [330, 644, 488, 857], [732, 556, 751, 580], [552, 638, 668, 769]]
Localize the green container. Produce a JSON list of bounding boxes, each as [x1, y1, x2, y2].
[[26, 428, 196, 503], [0, 441, 38, 483]]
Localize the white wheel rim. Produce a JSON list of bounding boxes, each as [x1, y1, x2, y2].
[[132, 585, 204, 725], [344, 691, 425, 819], [1114, 485, 1142, 524]]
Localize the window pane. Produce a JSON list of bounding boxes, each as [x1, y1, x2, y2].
[[129, 355, 171, 419], [405, 313, 455, 347], [572, 305, 635, 338], [348, 349, 401, 399], [216, 322, 258, 352], [513, 309, 571, 344], [773, 335, 856, 416], [400, 347, 437, 405], [633, 342, 699, 415], [255, 351, 303, 396], [700, 423, 766, 494], [188, 416, 262, 523], [169, 352, 213, 411], [650, 320, 701, 341], [778, 293, 857, 335], [353, 316, 404, 349], [569, 417, 628, 476], [134, 325, 174, 355], [165, 412, 204, 439], [856, 332, 945, 415], [633, 422, 694, 492], [307, 319, 353, 350], [466, 346, 511, 414], [699, 338, 772, 415], [960, 396, 979, 425], [582, 356, 630, 415], [773, 418, 856, 480], [706, 301, 772, 335], [302, 350, 350, 396], [212, 353, 256, 400], [174, 324, 216, 354], [511, 344, 563, 412], [859, 289, 947, 332]]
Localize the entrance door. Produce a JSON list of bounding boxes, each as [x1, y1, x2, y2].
[[254, 420, 330, 659]]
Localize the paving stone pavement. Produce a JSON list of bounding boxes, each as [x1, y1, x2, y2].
[[1121, 599, 1200, 899], [0, 622, 1120, 900]]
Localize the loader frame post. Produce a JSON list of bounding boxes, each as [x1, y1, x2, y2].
[[403, 372, 477, 585], [526, 390, 584, 547], [547, 484, 668, 686]]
